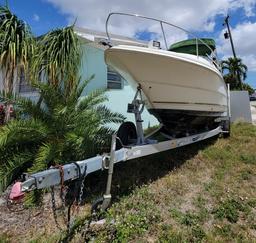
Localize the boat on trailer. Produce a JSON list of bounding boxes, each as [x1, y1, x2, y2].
[[104, 13, 228, 137], [9, 13, 230, 216]]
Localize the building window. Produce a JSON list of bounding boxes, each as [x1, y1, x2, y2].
[[19, 69, 37, 93], [107, 67, 122, 89]]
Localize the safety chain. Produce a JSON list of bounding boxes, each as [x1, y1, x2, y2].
[[55, 165, 66, 209], [66, 163, 87, 231], [50, 164, 88, 232], [78, 165, 87, 206], [50, 186, 62, 230], [50, 165, 67, 229]]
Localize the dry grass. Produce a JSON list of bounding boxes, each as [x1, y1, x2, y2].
[[0, 123, 256, 242], [92, 123, 256, 242]]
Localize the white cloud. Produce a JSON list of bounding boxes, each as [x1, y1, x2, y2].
[[46, 0, 256, 68], [46, 0, 255, 33], [33, 14, 40, 22], [218, 21, 256, 71], [230, 0, 256, 16]]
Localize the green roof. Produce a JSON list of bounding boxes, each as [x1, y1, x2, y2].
[[169, 38, 216, 56]]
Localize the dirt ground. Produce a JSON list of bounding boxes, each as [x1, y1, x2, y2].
[[0, 189, 58, 242]]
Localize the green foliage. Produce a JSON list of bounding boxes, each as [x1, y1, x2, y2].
[[0, 233, 10, 243], [0, 78, 125, 193], [191, 225, 206, 242], [181, 212, 200, 226], [158, 227, 185, 243], [214, 224, 233, 238], [242, 82, 255, 95], [102, 186, 160, 242], [240, 169, 253, 180], [0, 7, 125, 201], [221, 57, 253, 93], [239, 153, 256, 165], [0, 5, 34, 94], [213, 199, 246, 223], [158, 224, 206, 243], [0, 151, 33, 191], [222, 57, 247, 80], [31, 24, 82, 97]]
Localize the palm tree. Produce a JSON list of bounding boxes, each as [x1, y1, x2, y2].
[[222, 57, 248, 90], [0, 5, 34, 122], [31, 25, 81, 97], [0, 7, 126, 207], [0, 78, 125, 201]]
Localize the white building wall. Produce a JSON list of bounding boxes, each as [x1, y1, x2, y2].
[[230, 91, 252, 123]]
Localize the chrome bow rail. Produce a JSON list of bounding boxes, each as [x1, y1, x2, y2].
[[105, 12, 219, 66]]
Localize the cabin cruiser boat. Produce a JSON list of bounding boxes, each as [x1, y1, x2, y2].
[[104, 13, 228, 136]]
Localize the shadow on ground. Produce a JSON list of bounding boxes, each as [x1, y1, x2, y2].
[[83, 135, 218, 204]]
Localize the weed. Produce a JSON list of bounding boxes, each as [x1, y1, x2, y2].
[[0, 234, 10, 243], [158, 227, 186, 243], [169, 208, 183, 220], [181, 212, 200, 226], [105, 186, 161, 242], [204, 181, 214, 191], [247, 214, 256, 230], [4, 123, 255, 242], [203, 147, 234, 161], [240, 153, 256, 165], [240, 169, 253, 180], [191, 225, 206, 242], [247, 198, 256, 208], [213, 199, 246, 223], [194, 195, 206, 208], [214, 223, 233, 238]]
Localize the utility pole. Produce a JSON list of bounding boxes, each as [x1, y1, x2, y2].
[[223, 15, 237, 59], [223, 15, 242, 89]]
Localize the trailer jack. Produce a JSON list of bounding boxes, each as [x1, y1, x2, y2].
[[92, 133, 117, 214]]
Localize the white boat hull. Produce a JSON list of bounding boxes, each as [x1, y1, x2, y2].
[[105, 45, 228, 133]]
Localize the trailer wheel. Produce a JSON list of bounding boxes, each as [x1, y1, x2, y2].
[[116, 121, 137, 150]]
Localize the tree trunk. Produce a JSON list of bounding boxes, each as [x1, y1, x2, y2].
[[4, 66, 14, 124]]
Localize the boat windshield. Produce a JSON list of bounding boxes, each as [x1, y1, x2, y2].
[[105, 12, 220, 69]]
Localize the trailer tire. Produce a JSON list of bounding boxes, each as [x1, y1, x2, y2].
[[116, 121, 137, 150]]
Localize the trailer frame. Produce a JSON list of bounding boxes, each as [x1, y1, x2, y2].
[[18, 83, 230, 211], [21, 125, 223, 193]]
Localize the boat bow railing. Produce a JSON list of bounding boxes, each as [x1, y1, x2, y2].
[[105, 12, 220, 68]]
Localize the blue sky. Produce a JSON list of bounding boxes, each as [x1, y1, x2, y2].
[[2, 0, 68, 35], [2, 0, 256, 88]]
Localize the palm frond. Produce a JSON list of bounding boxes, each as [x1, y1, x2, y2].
[[24, 143, 58, 207], [27, 143, 56, 174], [0, 151, 33, 192], [68, 75, 95, 104], [32, 25, 82, 96], [95, 105, 126, 124], [77, 89, 107, 111], [0, 5, 34, 94], [0, 119, 48, 148]]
